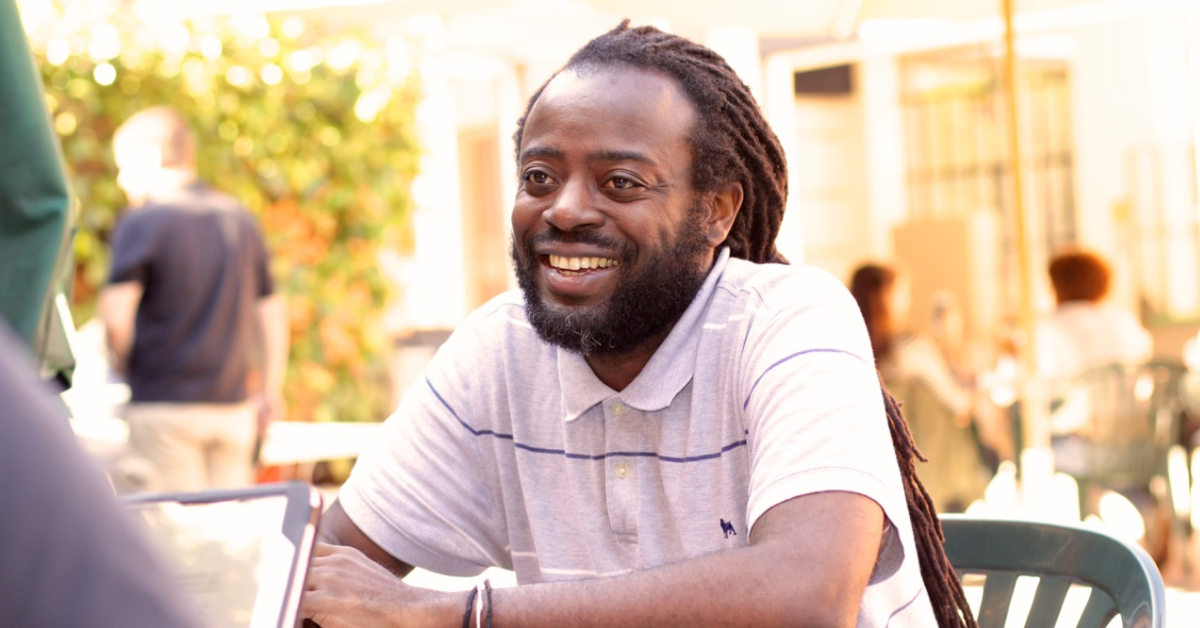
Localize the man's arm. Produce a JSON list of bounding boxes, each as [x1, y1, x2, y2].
[[254, 293, 288, 423], [316, 499, 415, 578], [303, 491, 883, 628], [489, 491, 882, 628], [98, 281, 143, 375]]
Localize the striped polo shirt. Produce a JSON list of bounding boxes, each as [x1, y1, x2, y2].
[[340, 248, 934, 626]]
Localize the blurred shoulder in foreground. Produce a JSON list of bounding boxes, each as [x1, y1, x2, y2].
[[0, 320, 201, 628]]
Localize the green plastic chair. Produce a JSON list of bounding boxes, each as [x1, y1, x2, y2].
[[941, 515, 1166, 628], [1058, 361, 1185, 492], [1055, 361, 1188, 564]]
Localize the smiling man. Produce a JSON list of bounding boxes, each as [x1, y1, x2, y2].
[[302, 22, 973, 628]]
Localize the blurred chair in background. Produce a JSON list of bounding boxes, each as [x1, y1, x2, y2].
[[1055, 361, 1189, 570]]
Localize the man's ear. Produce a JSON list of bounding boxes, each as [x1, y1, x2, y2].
[[704, 182, 743, 247]]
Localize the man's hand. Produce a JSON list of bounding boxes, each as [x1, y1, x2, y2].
[[301, 543, 455, 628], [252, 391, 286, 431]]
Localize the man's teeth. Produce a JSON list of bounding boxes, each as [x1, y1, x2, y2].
[[548, 255, 618, 271]]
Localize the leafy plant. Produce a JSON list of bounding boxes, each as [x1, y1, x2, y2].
[[23, 4, 422, 424]]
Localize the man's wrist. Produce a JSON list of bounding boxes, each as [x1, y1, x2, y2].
[[413, 590, 472, 628]]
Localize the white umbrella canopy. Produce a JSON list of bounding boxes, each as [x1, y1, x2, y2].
[[198, 0, 1132, 40], [202, 0, 852, 40]]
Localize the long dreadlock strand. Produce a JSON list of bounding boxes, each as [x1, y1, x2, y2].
[[882, 378, 979, 628]]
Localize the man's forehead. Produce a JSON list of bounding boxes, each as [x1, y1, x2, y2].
[[541, 63, 688, 105], [521, 64, 697, 152]]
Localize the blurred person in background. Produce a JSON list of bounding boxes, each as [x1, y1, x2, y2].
[[1036, 248, 1152, 387], [99, 106, 287, 493], [1037, 248, 1153, 482], [850, 263, 1009, 512], [0, 318, 201, 628]]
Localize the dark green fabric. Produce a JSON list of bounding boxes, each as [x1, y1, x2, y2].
[[0, 0, 75, 387]]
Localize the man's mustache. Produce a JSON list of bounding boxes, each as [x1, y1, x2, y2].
[[527, 228, 625, 251]]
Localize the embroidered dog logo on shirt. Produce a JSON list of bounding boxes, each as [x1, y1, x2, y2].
[[720, 518, 737, 538]]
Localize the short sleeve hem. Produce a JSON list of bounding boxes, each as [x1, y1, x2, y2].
[[746, 466, 898, 533], [338, 482, 489, 578]]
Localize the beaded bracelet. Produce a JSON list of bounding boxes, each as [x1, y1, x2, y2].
[[484, 578, 494, 628], [461, 585, 479, 628]]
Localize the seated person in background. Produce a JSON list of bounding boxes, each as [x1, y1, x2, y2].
[[1037, 249, 1153, 444], [300, 22, 974, 628], [1037, 248, 1152, 387], [850, 263, 1008, 513], [0, 320, 201, 628]]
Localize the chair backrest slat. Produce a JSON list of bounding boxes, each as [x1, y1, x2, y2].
[[1026, 576, 1071, 628], [977, 572, 1017, 628], [1075, 589, 1118, 628]]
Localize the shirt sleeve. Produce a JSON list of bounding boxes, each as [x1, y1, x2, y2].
[[337, 322, 505, 576], [738, 270, 913, 551], [107, 211, 156, 286]]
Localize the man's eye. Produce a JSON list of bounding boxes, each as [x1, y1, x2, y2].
[[522, 170, 555, 186], [605, 176, 641, 190]]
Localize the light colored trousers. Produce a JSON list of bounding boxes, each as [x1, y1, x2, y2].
[[122, 402, 256, 493]]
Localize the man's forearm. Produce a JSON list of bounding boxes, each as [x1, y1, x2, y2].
[[98, 283, 143, 375], [479, 540, 840, 627], [469, 493, 879, 628], [257, 294, 288, 398], [305, 495, 881, 628], [106, 327, 133, 375]]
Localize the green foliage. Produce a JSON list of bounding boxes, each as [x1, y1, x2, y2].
[[28, 8, 421, 423]]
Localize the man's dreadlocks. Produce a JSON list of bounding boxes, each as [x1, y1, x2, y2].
[[514, 20, 977, 628]]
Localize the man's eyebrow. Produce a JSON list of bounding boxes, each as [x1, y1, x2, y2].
[[520, 146, 564, 162], [519, 147, 654, 165], [588, 150, 652, 164]]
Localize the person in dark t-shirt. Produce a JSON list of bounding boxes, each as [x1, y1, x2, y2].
[[100, 106, 287, 493]]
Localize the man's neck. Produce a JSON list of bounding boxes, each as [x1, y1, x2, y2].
[[583, 326, 673, 391], [140, 168, 197, 204]]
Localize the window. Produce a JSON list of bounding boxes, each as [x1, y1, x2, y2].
[[900, 46, 1075, 321]]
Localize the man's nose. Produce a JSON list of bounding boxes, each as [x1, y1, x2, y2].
[[543, 179, 603, 232]]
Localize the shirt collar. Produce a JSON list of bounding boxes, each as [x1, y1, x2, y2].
[[559, 248, 731, 422]]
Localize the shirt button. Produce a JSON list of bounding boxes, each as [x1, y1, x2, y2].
[[613, 403, 626, 415], [615, 463, 630, 479]]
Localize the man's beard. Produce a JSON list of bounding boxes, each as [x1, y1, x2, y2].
[[511, 210, 712, 356]]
